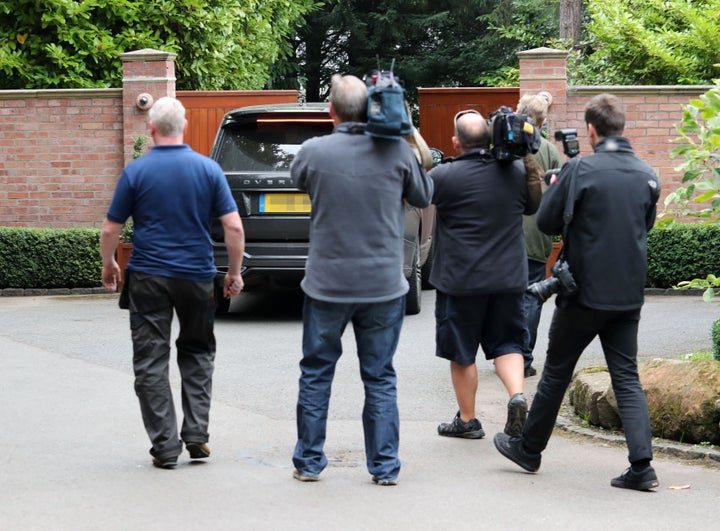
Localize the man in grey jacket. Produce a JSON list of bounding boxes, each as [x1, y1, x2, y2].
[[290, 74, 433, 486]]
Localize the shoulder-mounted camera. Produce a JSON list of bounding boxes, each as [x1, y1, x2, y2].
[[487, 106, 541, 161]]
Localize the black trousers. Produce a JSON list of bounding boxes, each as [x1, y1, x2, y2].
[[128, 272, 216, 460], [523, 300, 653, 464]]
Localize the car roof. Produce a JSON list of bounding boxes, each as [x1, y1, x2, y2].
[[221, 102, 331, 126]]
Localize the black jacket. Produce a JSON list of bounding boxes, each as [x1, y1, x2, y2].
[[537, 137, 660, 310], [430, 149, 534, 295]]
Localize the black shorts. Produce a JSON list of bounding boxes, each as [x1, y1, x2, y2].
[[434, 290, 525, 366]]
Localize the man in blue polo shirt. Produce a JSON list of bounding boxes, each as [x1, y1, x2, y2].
[[100, 97, 245, 469]]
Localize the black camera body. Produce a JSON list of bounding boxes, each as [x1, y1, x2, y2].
[[526, 259, 577, 303], [544, 128, 580, 184], [487, 106, 541, 161]]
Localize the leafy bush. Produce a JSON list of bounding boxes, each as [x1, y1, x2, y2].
[[647, 224, 720, 288], [0, 223, 718, 291], [713, 319, 720, 362], [0, 227, 101, 289], [0, 0, 315, 90], [576, 0, 720, 85]]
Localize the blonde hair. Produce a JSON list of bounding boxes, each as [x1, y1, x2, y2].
[[516, 94, 549, 127]]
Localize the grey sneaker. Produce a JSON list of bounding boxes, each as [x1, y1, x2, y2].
[[504, 393, 528, 437], [437, 411, 485, 439]]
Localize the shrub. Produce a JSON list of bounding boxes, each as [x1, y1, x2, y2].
[[0, 227, 101, 289], [646, 224, 720, 288], [713, 319, 720, 362]]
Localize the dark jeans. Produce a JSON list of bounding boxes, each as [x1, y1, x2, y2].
[[521, 259, 547, 369], [128, 272, 216, 460], [523, 300, 653, 464], [293, 295, 405, 480]]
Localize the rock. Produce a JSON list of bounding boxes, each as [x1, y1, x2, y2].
[[639, 358, 720, 445], [567, 360, 720, 445], [568, 368, 622, 430]]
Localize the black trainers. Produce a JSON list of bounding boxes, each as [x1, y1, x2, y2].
[[504, 393, 528, 437], [524, 366, 537, 377], [186, 442, 211, 459], [611, 466, 659, 491], [437, 411, 485, 439], [493, 432, 541, 472], [152, 456, 178, 469]]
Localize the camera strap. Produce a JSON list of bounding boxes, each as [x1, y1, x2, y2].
[[559, 159, 581, 259]]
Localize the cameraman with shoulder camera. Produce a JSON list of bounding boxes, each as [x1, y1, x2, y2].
[[493, 94, 661, 491], [431, 109, 542, 441]]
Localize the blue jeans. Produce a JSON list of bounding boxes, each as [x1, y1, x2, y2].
[[293, 295, 405, 480], [522, 259, 547, 369]]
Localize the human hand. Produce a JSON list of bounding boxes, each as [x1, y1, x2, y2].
[[101, 261, 121, 292], [223, 274, 244, 298]]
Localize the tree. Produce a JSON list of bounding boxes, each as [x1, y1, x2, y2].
[[270, 0, 562, 102], [574, 0, 720, 85], [559, 0, 581, 46], [0, 0, 315, 90]]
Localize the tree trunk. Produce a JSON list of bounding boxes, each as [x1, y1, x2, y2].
[[559, 0, 582, 46]]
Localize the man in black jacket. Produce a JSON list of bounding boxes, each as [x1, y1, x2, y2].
[[431, 110, 542, 441], [493, 93, 661, 491]]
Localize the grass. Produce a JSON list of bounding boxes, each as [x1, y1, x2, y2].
[[680, 351, 713, 361]]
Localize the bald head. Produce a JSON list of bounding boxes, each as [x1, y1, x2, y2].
[[454, 111, 490, 152]]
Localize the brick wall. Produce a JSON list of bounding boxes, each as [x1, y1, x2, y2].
[[517, 47, 710, 200], [0, 89, 124, 227], [0, 47, 713, 229]]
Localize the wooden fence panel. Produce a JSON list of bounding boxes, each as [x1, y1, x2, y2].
[[177, 90, 299, 155], [418, 87, 520, 157]]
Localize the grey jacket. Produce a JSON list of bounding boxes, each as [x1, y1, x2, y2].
[[291, 122, 433, 303]]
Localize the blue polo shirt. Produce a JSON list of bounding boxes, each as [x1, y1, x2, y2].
[[107, 144, 237, 282]]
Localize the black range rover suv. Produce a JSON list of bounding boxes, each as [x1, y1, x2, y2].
[[209, 102, 433, 315]]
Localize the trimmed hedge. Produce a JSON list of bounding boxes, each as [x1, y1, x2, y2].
[[646, 224, 720, 288], [1, 223, 719, 290], [0, 227, 102, 289]]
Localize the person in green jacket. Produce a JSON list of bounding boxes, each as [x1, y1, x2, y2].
[[516, 93, 563, 377]]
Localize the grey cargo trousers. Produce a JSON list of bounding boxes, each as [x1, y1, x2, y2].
[[127, 271, 217, 461]]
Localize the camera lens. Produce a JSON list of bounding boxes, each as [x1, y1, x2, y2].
[[526, 276, 560, 303]]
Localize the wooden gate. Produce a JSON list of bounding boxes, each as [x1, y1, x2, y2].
[[177, 90, 299, 155], [418, 87, 520, 158]]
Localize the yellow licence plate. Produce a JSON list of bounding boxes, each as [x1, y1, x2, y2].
[[259, 193, 311, 213]]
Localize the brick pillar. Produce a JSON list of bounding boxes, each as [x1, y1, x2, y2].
[[120, 49, 177, 165], [517, 47, 569, 131]]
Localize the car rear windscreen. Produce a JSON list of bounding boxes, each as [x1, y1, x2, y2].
[[214, 118, 333, 172]]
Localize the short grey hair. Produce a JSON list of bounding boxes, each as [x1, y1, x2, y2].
[[329, 74, 368, 123], [148, 97, 186, 137]]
